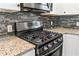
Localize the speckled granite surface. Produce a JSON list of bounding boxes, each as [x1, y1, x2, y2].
[[0, 36, 35, 56], [44, 27, 79, 35]]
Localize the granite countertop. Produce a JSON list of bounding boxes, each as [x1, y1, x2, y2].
[[0, 36, 35, 56], [40, 13, 79, 17], [44, 27, 79, 35]]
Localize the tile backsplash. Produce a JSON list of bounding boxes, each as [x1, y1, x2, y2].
[[1, 10, 79, 34], [49, 15, 79, 28], [0, 11, 41, 35]]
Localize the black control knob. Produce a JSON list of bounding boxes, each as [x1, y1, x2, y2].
[[53, 41, 58, 44], [58, 39, 61, 42], [48, 44, 52, 48]]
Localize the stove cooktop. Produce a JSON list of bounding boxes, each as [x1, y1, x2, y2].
[[16, 30, 62, 46]]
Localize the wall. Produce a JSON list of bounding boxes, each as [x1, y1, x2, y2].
[[0, 11, 41, 35], [49, 15, 79, 28], [53, 3, 79, 14], [45, 3, 79, 28], [53, 3, 64, 14], [0, 3, 20, 11], [0, 3, 20, 36]]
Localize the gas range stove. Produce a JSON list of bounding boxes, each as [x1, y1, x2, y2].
[[15, 21, 63, 56]]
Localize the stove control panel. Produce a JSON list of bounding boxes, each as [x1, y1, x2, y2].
[[38, 36, 63, 55]]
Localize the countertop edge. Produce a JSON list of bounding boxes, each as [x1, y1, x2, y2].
[[16, 48, 35, 56], [44, 28, 79, 35]]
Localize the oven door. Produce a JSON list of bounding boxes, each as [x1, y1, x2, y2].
[[45, 43, 63, 56]]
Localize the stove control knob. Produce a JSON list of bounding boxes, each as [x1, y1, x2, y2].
[[44, 46, 48, 50], [58, 39, 61, 42], [48, 44, 52, 48], [53, 41, 58, 44]]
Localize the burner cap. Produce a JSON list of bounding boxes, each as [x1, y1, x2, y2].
[[34, 38, 42, 43]]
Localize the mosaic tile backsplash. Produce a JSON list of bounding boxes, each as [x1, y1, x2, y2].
[[0, 12, 41, 35], [49, 15, 79, 28], [0, 11, 79, 34]]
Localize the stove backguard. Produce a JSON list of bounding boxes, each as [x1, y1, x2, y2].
[[14, 20, 43, 35]]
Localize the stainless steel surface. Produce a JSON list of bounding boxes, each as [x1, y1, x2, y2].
[[15, 19, 63, 56], [16, 20, 43, 31], [22, 3, 50, 11], [43, 42, 63, 56]]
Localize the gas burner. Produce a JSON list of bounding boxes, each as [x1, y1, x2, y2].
[[33, 38, 42, 43]]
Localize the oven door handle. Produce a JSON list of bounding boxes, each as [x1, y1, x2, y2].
[[43, 42, 63, 56]]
